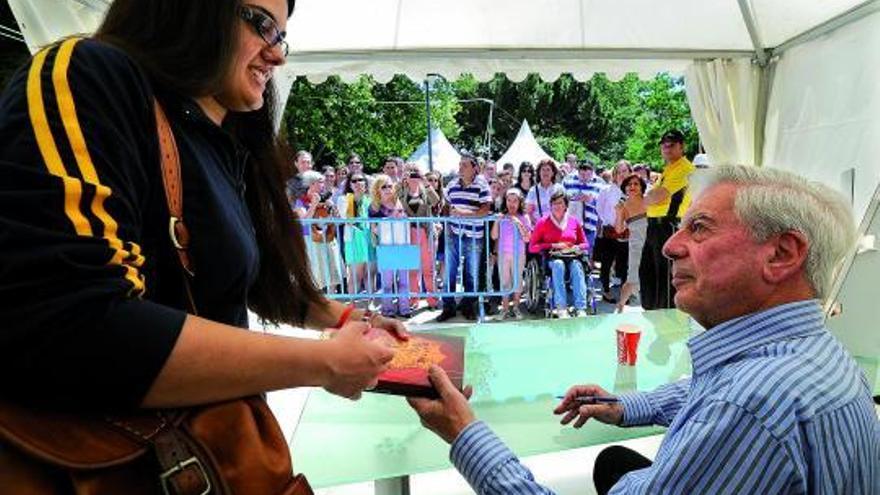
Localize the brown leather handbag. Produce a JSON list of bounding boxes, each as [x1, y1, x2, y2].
[[0, 101, 313, 495]]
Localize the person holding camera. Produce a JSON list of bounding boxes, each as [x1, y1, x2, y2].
[[399, 167, 440, 309], [293, 170, 343, 293]]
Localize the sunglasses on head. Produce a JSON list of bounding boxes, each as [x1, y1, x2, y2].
[[238, 5, 289, 57]]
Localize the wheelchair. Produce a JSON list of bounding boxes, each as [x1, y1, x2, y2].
[[523, 250, 602, 317]]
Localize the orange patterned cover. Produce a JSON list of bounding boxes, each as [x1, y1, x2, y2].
[[366, 329, 465, 398]]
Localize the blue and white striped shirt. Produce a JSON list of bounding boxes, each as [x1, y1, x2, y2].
[[562, 173, 605, 233], [445, 175, 491, 238], [449, 300, 879, 494]]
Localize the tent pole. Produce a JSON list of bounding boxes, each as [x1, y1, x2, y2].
[[486, 99, 494, 158], [424, 77, 433, 172], [753, 59, 777, 168], [736, 0, 768, 67]]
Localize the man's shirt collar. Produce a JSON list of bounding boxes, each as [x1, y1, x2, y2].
[[687, 300, 825, 376]]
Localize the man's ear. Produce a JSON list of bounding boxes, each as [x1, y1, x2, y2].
[[763, 230, 809, 284]]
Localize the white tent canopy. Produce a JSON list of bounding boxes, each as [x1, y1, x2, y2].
[[7, 0, 872, 82], [496, 121, 553, 168], [406, 127, 462, 177]]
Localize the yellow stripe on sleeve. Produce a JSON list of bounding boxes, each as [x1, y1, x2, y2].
[[28, 39, 146, 296], [52, 38, 146, 296], [26, 46, 93, 237]]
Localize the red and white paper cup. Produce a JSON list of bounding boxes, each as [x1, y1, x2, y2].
[[616, 324, 642, 366]]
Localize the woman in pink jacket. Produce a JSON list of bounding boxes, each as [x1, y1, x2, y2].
[[529, 191, 590, 318]]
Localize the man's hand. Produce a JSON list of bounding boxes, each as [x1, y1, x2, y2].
[[321, 321, 395, 400], [407, 366, 476, 444], [553, 384, 624, 428]]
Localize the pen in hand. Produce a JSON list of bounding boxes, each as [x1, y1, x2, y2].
[[555, 395, 621, 404]]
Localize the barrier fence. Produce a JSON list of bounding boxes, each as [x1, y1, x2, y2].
[[298, 215, 523, 321]]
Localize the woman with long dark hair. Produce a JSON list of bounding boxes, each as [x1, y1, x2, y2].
[[516, 161, 536, 194], [0, 0, 404, 483]]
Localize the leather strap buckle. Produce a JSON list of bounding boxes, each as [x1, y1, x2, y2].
[[169, 217, 185, 250], [159, 456, 211, 495]]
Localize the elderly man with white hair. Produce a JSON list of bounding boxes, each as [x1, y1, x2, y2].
[[408, 165, 878, 495]]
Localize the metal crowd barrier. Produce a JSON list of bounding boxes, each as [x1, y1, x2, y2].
[[297, 215, 522, 321]]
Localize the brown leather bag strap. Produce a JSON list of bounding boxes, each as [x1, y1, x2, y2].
[[154, 100, 197, 315]]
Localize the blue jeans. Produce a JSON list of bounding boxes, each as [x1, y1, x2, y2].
[[381, 269, 410, 316], [443, 231, 483, 311], [549, 258, 587, 310]]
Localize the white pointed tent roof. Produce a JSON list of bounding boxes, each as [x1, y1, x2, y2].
[[496, 121, 554, 168], [407, 128, 461, 177]]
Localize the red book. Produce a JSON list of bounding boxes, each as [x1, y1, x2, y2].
[[366, 329, 465, 398]]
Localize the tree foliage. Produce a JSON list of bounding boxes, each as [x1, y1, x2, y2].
[[283, 75, 460, 172]]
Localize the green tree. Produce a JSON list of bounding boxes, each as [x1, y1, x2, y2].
[[624, 74, 699, 169], [282, 75, 460, 172]]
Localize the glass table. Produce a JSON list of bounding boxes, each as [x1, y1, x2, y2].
[[290, 309, 696, 493]]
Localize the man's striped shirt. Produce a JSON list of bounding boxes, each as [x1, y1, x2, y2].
[[445, 175, 491, 238], [449, 300, 879, 494], [562, 173, 605, 233]]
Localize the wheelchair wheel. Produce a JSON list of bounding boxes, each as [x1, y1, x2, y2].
[[523, 257, 545, 315]]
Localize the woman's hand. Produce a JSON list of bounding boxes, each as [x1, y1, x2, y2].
[[370, 314, 410, 341], [320, 321, 395, 400], [553, 384, 624, 428]]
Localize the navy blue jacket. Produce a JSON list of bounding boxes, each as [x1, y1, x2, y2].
[[0, 38, 259, 409]]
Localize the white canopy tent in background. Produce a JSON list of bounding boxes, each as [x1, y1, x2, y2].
[[406, 127, 461, 177], [496, 120, 554, 168]]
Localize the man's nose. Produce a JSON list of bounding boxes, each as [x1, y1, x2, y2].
[[663, 228, 686, 260]]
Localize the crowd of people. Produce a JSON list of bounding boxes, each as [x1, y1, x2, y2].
[[285, 129, 695, 321]]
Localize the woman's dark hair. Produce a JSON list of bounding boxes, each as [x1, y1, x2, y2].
[[96, 0, 321, 326], [516, 161, 535, 190], [500, 188, 524, 215], [620, 174, 647, 196], [344, 173, 366, 195], [536, 159, 559, 184], [550, 189, 569, 207]]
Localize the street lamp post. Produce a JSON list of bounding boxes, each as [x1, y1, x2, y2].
[[424, 77, 433, 172]]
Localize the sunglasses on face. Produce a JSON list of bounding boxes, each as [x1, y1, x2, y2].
[[351, 178, 365, 184], [238, 5, 289, 57], [381, 184, 393, 190]]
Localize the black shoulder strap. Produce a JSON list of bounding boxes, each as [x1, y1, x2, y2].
[[665, 187, 687, 223], [536, 186, 543, 217]]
